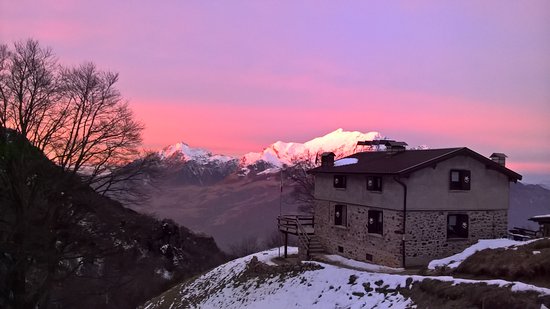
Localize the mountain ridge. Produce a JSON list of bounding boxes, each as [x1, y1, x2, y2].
[[157, 128, 383, 172]]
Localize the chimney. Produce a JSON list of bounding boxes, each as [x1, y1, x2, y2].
[[490, 153, 507, 166], [321, 152, 335, 167]]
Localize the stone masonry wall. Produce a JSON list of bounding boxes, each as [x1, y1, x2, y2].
[[314, 200, 404, 268], [405, 209, 508, 266], [313, 199, 508, 268]]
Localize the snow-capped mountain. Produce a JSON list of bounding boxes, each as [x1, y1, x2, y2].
[[153, 129, 383, 185], [241, 128, 382, 167], [156, 143, 239, 185], [159, 142, 237, 164], [158, 128, 383, 170]]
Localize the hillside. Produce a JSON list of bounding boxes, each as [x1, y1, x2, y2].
[[0, 128, 227, 308], [141, 240, 550, 309], [131, 173, 297, 252]]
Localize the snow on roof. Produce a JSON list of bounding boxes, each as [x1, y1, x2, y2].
[[333, 158, 358, 167], [531, 214, 550, 219], [428, 238, 540, 270]]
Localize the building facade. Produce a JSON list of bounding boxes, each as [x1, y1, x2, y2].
[[309, 147, 521, 268]]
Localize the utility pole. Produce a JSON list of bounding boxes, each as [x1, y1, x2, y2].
[[278, 167, 283, 257]]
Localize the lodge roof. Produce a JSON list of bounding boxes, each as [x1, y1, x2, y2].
[[529, 214, 550, 223], [309, 147, 522, 181]]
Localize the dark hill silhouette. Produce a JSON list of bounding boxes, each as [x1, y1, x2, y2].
[[0, 128, 226, 309]]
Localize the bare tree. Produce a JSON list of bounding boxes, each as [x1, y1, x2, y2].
[[53, 62, 144, 189], [285, 150, 354, 213], [284, 150, 320, 213], [0, 39, 150, 202], [0, 43, 10, 127], [0, 39, 64, 150]]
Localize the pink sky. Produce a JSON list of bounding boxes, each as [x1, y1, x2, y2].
[[1, 1, 549, 183]]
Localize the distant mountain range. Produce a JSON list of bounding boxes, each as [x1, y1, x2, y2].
[[133, 129, 385, 250], [156, 128, 382, 177], [128, 129, 550, 251], [509, 182, 550, 229]]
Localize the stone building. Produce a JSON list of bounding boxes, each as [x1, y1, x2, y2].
[[307, 143, 522, 268]]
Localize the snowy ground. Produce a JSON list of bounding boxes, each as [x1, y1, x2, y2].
[[319, 254, 403, 274], [428, 238, 540, 270], [142, 243, 550, 309]]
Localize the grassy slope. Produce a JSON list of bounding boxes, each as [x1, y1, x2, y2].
[[454, 238, 550, 288]]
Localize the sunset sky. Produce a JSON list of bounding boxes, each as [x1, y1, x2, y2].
[[1, 1, 549, 183]]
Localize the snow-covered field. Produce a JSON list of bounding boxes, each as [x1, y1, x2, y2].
[[142, 241, 550, 309]]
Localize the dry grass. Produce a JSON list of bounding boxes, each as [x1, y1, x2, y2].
[[399, 279, 550, 309], [454, 238, 550, 287]]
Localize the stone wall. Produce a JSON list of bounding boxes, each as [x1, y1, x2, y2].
[[405, 209, 508, 266], [313, 200, 508, 268], [314, 200, 404, 268]]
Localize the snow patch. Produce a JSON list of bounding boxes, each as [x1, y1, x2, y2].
[[334, 158, 358, 167], [321, 254, 403, 273], [257, 167, 281, 175], [155, 268, 174, 280], [428, 238, 540, 270], [254, 246, 299, 265]]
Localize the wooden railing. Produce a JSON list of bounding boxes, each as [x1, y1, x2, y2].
[[295, 218, 311, 256], [277, 215, 314, 258], [508, 227, 540, 241], [277, 215, 314, 235]]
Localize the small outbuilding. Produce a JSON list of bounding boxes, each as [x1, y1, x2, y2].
[[529, 215, 550, 237]]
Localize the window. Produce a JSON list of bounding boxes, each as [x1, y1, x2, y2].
[[367, 210, 383, 234], [450, 170, 471, 190], [334, 204, 347, 226], [447, 214, 468, 238], [367, 176, 382, 192], [333, 175, 347, 188]]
